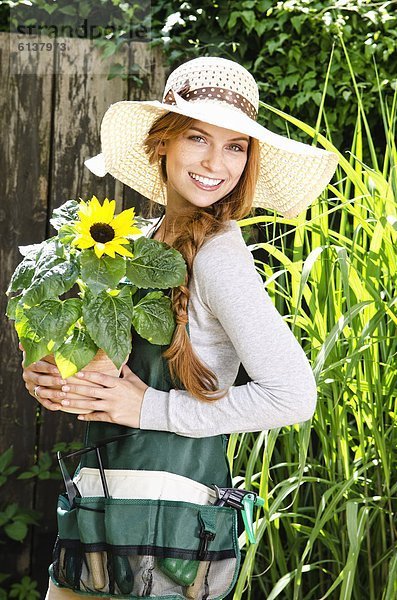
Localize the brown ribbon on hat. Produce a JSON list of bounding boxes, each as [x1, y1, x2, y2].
[[163, 79, 257, 120]]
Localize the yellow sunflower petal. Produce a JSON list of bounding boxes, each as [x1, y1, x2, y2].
[[111, 210, 136, 236], [106, 241, 134, 258], [112, 245, 134, 258], [101, 198, 116, 223], [94, 242, 106, 258], [71, 236, 94, 249]]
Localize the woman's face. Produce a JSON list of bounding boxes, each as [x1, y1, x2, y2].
[[158, 119, 249, 212]]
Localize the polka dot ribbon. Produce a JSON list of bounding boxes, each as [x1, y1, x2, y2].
[[163, 79, 258, 121]]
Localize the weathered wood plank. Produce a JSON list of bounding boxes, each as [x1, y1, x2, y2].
[[0, 31, 54, 581], [123, 43, 167, 216]]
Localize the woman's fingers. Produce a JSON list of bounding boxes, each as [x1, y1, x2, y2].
[[30, 387, 63, 411], [61, 398, 109, 412], [23, 372, 65, 388], [68, 370, 118, 388], [22, 357, 61, 375]]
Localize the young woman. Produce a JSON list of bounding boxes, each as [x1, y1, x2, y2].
[[21, 56, 338, 599]]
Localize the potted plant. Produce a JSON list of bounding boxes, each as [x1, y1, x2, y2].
[[5, 196, 187, 384]]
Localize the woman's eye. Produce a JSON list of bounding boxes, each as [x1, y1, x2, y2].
[[230, 144, 243, 152], [190, 135, 205, 142]]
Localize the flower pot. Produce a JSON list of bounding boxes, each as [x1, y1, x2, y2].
[[45, 349, 128, 415]]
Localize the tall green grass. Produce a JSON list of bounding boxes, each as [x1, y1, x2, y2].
[[231, 40, 397, 599]]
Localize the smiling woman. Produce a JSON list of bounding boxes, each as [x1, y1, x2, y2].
[[21, 55, 339, 600]]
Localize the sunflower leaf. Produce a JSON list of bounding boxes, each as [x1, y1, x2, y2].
[[126, 237, 187, 289], [50, 199, 80, 231], [80, 249, 126, 295], [18, 239, 49, 258], [15, 304, 51, 368], [24, 299, 82, 349], [6, 294, 23, 320], [82, 286, 133, 368], [54, 327, 98, 379], [21, 253, 80, 307], [132, 291, 176, 345], [58, 224, 78, 245], [6, 254, 37, 294]]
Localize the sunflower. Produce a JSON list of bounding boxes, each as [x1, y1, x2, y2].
[[71, 196, 141, 259]]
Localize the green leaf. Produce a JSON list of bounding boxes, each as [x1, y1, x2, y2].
[[240, 10, 255, 31], [58, 224, 78, 245], [80, 249, 126, 295], [15, 304, 52, 368], [82, 286, 133, 369], [227, 11, 240, 30], [18, 240, 47, 258], [6, 294, 23, 319], [0, 448, 14, 473], [59, 5, 77, 16], [49, 199, 80, 231], [5, 520, 28, 542], [132, 291, 176, 345], [24, 299, 81, 350], [126, 237, 187, 289], [21, 253, 79, 307], [6, 247, 41, 294], [54, 326, 98, 379]]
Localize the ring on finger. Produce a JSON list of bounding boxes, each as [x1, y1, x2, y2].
[[33, 385, 40, 399]]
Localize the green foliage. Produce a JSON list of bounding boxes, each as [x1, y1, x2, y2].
[[132, 290, 176, 345], [148, 0, 397, 151], [81, 285, 134, 366], [125, 236, 188, 289], [227, 41, 397, 599], [8, 576, 40, 600], [5, 198, 187, 378], [0, 443, 83, 598]]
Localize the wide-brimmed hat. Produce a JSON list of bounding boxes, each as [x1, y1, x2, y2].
[[85, 56, 339, 218]]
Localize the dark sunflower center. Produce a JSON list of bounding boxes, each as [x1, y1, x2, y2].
[[90, 223, 115, 243]]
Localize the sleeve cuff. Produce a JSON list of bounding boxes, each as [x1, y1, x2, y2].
[[139, 386, 171, 432]]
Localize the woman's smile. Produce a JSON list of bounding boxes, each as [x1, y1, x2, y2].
[[188, 171, 225, 191]]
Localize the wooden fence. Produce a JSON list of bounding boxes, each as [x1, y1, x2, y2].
[[0, 33, 168, 593]]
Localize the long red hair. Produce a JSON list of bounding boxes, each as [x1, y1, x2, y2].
[[143, 112, 260, 402]]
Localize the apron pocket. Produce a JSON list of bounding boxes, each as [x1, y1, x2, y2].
[[51, 493, 240, 599]]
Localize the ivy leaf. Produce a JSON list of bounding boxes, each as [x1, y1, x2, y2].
[[126, 237, 187, 289], [132, 291, 176, 345], [54, 327, 99, 379], [80, 249, 126, 295], [82, 286, 133, 368], [5, 521, 28, 542]]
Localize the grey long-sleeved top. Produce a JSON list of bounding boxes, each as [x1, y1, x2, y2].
[[138, 216, 317, 438]]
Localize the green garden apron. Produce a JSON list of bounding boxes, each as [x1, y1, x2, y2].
[[49, 283, 241, 599]]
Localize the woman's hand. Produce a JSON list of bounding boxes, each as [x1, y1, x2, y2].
[[20, 342, 66, 411], [59, 364, 149, 428]]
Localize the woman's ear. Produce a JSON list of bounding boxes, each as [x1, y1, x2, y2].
[[158, 140, 166, 156]]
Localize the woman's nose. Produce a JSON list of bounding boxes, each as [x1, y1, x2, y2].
[[201, 146, 225, 172]]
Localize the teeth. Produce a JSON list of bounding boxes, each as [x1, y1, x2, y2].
[[189, 172, 222, 186]]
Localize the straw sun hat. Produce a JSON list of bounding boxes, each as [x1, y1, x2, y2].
[[85, 56, 339, 218]]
